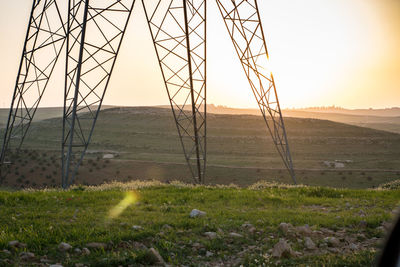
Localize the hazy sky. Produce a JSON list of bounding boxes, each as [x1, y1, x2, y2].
[[0, 0, 400, 109]]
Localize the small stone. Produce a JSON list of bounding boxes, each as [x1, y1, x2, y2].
[[190, 209, 206, 218], [20, 252, 35, 260], [272, 239, 293, 258], [49, 265, 63, 267], [324, 237, 340, 247], [1, 249, 11, 255], [296, 225, 312, 236], [204, 232, 217, 239], [132, 225, 143, 230], [75, 264, 84, 267], [382, 221, 392, 231], [86, 242, 107, 249], [103, 154, 114, 159], [8, 240, 26, 248], [8, 240, 19, 247], [132, 242, 147, 250], [162, 224, 173, 231], [304, 237, 316, 250], [349, 243, 358, 250], [74, 248, 82, 254], [82, 248, 90, 255], [229, 232, 243, 238], [248, 227, 257, 234], [40, 257, 52, 264], [58, 242, 72, 252], [345, 202, 351, 208], [241, 223, 253, 228], [147, 248, 165, 265], [279, 223, 291, 235], [206, 251, 214, 257], [327, 247, 340, 253]]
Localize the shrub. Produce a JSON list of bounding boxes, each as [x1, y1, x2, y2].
[[377, 179, 400, 190]]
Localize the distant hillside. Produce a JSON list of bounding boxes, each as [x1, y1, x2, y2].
[[0, 105, 114, 129], [294, 106, 400, 117], [2, 106, 400, 189], [156, 104, 400, 134]]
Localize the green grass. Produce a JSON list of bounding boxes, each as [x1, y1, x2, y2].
[[0, 181, 399, 266]]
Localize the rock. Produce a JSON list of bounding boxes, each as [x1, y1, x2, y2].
[[324, 237, 340, 247], [162, 224, 173, 231], [229, 232, 243, 238], [8, 240, 19, 247], [296, 225, 312, 236], [189, 209, 206, 218], [304, 237, 316, 250], [349, 243, 358, 250], [241, 223, 253, 228], [132, 225, 143, 230], [86, 242, 107, 250], [279, 223, 292, 235], [1, 249, 11, 255], [345, 202, 351, 208], [334, 162, 345, 168], [204, 232, 217, 239], [74, 248, 82, 254], [58, 242, 72, 252], [206, 251, 214, 257], [272, 239, 293, 258], [147, 248, 165, 265], [49, 265, 63, 267], [103, 154, 114, 159], [132, 241, 147, 250], [327, 247, 340, 253], [40, 258, 53, 264], [248, 227, 257, 234], [382, 221, 392, 231], [19, 252, 35, 260], [82, 248, 90, 255], [8, 240, 26, 248]]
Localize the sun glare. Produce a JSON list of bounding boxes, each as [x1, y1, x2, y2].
[[108, 191, 138, 219]]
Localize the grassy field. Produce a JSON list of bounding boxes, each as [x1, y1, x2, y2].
[[0, 181, 399, 266], [1, 106, 400, 189]]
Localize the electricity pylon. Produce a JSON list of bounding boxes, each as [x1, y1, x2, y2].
[[0, 0, 296, 188]]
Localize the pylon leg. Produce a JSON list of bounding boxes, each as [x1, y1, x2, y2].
[[216, 0, 296, 183], [142, 0, 207, 184], [0, 0, 66, 179], [62, 0, 135, 188]]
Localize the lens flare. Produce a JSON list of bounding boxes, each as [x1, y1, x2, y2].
[[108, 191, 138, 219]]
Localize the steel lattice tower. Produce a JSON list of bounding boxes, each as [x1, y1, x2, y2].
[[0, 0, 296, 188]]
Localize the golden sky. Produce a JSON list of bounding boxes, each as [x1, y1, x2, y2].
[[0, 0, 399, 109]]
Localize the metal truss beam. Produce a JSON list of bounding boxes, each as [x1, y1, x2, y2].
[[216, 0, 296, 183], [142, 0, 207, 183], [1, 0, 296, 188], [0, 0, 66, 179], [62, 0, 135, 188]]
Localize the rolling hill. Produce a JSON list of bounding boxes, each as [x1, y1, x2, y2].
[[1, 106, 400, 189]]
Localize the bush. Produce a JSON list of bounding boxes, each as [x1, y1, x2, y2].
[[378, 179, 400, 190]]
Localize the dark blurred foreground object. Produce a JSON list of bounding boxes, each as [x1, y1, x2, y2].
[[377, 213, 400, 266]]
